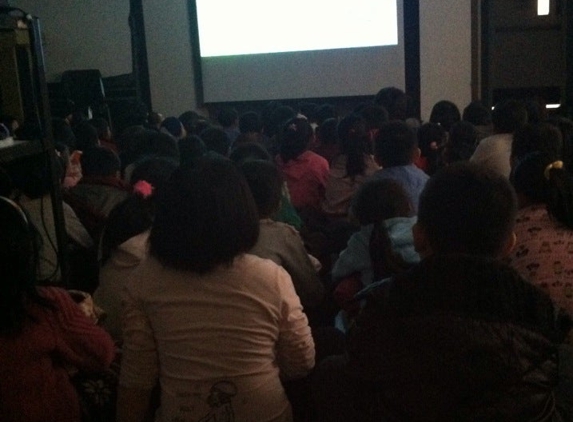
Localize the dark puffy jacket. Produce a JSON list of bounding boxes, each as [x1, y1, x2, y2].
[[346, 254, 571, 422]]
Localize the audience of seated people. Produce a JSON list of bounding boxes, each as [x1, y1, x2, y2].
[[3, 85, 573, 422]]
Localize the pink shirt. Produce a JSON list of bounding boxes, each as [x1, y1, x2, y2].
[[277, 150, 329, 210]]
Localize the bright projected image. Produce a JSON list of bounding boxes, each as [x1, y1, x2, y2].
[[196, 0, 398, 57]]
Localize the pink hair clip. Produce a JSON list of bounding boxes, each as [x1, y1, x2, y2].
[[133, 180, 154, 198]]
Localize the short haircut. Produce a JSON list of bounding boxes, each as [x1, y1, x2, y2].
[[359, 104, 389, 131], [443, 121, 477, 164], [239, 111, 263, 134], [240, 160, 282, 218], [200, 126, 230, 156], [216, 107, 239, 128], [81, 146, 121, 177], [463, 101, 491, 126], [491, 99, 528, 134], [373, 87, 408, 121], [73, 121, 99, 151], [511, 122, 563, 163], [178, 135, 207, 168], [160, 116, 185, 139], [314, 103, 337, 125], [149, 156, 259, 273], [229, 142, 271, 165], [316, 118, 338, 146], [351, 178, 411, 225], [278, 117, 313, 163], [374, 121, 417, 167], [418, 162, 517, 257]]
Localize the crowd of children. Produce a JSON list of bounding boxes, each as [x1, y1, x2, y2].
[[1, 86, 573, 422]]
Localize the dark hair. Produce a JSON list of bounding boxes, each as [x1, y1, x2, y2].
[[178, 135, 207, 167], [359, 104, 389, 131], [429, 100, 461, 132], [89, 117, 111, 141], [511, 122, 563, 163], [147, 111, 164, 126], [200, 126, 230, 156], [149, 156, 259, 273], [240, 160, 282, 218], [229, 142, 271, 165], [8, 154, 63, 199], [179, 110, 202, 135], [352, 179, 413, 279], [51, 118, 76, 150], [511, 152, 573, 229], [217, 107, 239, 128], [0, 197, 53, 335], [161, 116, 185, 139], [316, 118, 339, 146], [442, 121, 478, 165], [374, 121, 418, 167], [314, 104, 337, 126], [373, 87, 408, 121], [491, 99, 528, 134], [352, 178, 411, 225], [100, 157, 178, 265], [299, 102, 319, 121], [337, 113, 371, 177], [278, 117, 313, 163], [80, 146, 121, 177], [267, 105, 296, 137], [239, 111, 263, 134], [131, 130, 180, 163], [73, 121, 99, 151], [417, 122, 446, 157], [462, 101, 491, 126], [418, 162, 517, 257]]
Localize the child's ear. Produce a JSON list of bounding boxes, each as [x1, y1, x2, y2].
[[413, 222, 432, 258], [499, 231, 517, 258]]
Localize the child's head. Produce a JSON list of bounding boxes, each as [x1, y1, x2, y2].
[[239, 111, 263, 134], [337, 113, 372, 177], [429, 100, 461, 132], [229, 142, 271, 165], [200, 126, 230, 157], [417, 123, 446, 158], [278, 117, 313, 163], [374, 121, 418, 167], [351, 178, 411, 226], [73, 121, 99, 151], [316, 118, 338, 146], [81, 146, 121, 178], [161, 116, 186, 140], [240, 160, 283, 219], [511, 152, 573, 229], [216, 107, 239, 129], [442, 121, 477, 165], [416, 162, 517, 258], [511, 122, 563, 166], [462, 101, 491, 126], [178, 135, 207, 168], [491, 99, 528, 134]]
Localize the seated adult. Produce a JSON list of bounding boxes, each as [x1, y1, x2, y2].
[[314, 163, 572, 421], [370, 121, 429, 214], [0, 196, 114, 422], [117, 156, 315, 422]]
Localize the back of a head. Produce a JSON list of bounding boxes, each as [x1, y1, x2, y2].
[[316, 118, 339, 146], [160, 116, 185, 139], [267, 105, 296, 137], [178, 135, 207, 168], [511, 122, 563, 164], [150, 156, 259, 273], [179, 110, 201, 135], [239, 111, 263, 134], [81, 146, 121, 178], [314, 103, 337, 126], [229, 142, 271, 165], [337, 113, 371, 177], [132, 130, 180, 162], [278, 117, 313, 163], [462, 101, 492, 126], [511, 152, 573, 229], [240, 160, 283, 219], [491, 99, 528, 134], [299, 102, 318, 122], [418, 162, 517, 257], [216, 107, 239, 129], [443, 121, 478, 164], [73, 121, 99, 151], [51, 118, 76, 150], [359, 104, 389, 131], [200, 126, 230, 157], [352, 178, 411, 225], [374, 87, 408, 121], [130, 156, 179, 191], [429, 100, 461, 132], [375, 120, 417, 167]]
